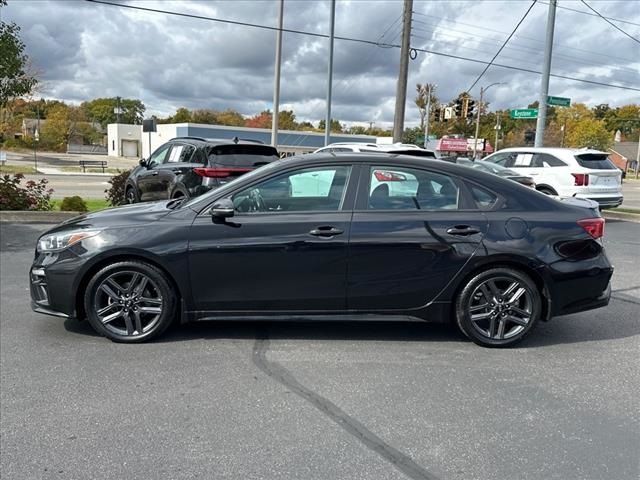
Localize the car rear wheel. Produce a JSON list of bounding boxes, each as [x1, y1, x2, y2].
[[455, 267, 541, 347], [125, 186, 138, 204], [84, 261, 177, 343]]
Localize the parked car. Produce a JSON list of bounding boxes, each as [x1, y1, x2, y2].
[[466, 160, 536, 188], [125, 137, 279, 203], [31, 153, 612, 347], [482, 147, 623, 208], [314, 142, 438, 158]]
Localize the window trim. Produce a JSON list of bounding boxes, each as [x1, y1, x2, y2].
[[199, 163, 360, 217]]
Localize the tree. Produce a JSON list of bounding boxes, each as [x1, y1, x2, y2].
[[245, 110, 272, 129], [278, 110, 298, 130], [604, 104, 640, 140], [82, 97, 145, 127], [171, 107, 192, 123], [593, 104, 610, 120], [318, 118, 343, 133], [215, 109, 245, 126], [565, 119, 612, 150], [0, 19, 38, 108]]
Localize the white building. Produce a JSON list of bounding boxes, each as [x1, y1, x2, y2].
[[107, 122, 377, 158]]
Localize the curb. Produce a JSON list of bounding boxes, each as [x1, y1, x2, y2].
[[602, 211, 640, 223], [0, 211, 83, 224]]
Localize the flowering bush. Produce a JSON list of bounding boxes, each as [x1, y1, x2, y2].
[[0, 173, 54, 211]]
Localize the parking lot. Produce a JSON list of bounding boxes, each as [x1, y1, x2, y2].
[[1, 220, 638, 480]]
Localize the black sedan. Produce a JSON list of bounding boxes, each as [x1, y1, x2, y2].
[[30, 153, 613, 347]]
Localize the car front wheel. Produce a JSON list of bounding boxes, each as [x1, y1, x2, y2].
[[84, 261, 177, 343], [455, 267, 541, 347], [125, 186, 138, 204]]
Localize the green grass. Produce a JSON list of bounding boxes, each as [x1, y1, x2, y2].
[[51, 198, 111, 212], [611, 207, 640, 215], [0, 165, 37, 174]]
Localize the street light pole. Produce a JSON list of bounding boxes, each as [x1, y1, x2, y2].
[[324, 0, 336, 146], [423, 84, 432, 149], [473, 82, 502, 159]]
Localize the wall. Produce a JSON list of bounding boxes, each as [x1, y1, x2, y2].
[[107, 124, 142, 157]]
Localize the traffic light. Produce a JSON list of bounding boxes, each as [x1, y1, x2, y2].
[[524, 129, 535, 145], [434, 107, 441, 122], [454, 98, 464, 117], [466, 100, 476, 119]]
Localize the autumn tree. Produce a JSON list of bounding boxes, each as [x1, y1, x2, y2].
[[565, 119, 612, 150], [245, 110, 272, 129]]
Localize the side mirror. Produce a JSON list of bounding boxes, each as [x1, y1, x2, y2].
[[211, 198, 235, 219], [139, 158, 148, 168]]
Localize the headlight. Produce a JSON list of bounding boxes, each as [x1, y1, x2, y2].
[[37, 230, 101, 253]]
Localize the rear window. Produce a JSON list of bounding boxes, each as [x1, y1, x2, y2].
[[208, 145, 279, 168], [575, 154, 617, 170]]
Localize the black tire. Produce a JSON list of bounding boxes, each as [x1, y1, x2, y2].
[[171, 189, 187, 199], [125, 186, 138, 204], [537, 186, 556, 196], [84, 261, 177, 343], [455, 267, 541, 348]]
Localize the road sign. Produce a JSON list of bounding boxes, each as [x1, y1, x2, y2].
[[547, 95, 571, 107], [510, 108, 538, 119]]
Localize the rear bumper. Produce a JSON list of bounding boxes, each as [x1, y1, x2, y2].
[[575, 194, 623, 209], [556, 282, 611, 316]]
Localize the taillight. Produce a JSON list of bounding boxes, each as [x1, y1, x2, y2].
[[374, 170, 407, 181], [577, 217, 605, 239], [193, 167, 252, 178], [572, 173, 589, 186]]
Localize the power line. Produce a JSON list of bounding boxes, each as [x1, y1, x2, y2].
[[468, 0, 537, 92], [579, 0, 640, 45], [85, 0, 640, 93], [537, 0, 640, 27], [411, 44, 640, 92]]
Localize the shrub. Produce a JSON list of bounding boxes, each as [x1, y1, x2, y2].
[[105, 169, 132, 206], [60, 195, 88, 212], [0, 173, 54, 211]]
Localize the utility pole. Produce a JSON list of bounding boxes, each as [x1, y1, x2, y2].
[[324, 0, 336, 146], [271, 0, 284, 148], [534, 0, 557, 147], [116, 96, 121, 124], [423, 84, 432, 149], [560, 119, 566, 147], [392, 0, 413, 143]]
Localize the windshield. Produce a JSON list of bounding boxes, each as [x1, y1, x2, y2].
[[180, 159, 286, 210]]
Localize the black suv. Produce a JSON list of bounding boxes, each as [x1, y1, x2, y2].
[[125, 137, 279, 203]]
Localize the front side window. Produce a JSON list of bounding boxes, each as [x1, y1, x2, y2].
[[368, 166, 460, 210], [232, 165, 351, 213]]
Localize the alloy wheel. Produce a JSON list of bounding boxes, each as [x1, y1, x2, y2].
[[126, 188, 136, 204], [466, 276, 533, 340], [93, 270, 163, 337]]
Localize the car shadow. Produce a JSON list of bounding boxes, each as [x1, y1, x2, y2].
[[157, 319, 464, 344], [63, 294, 638, 347]]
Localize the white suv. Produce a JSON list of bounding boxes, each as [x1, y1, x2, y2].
[[314, 142, 438, 158], [482, 147, 623, 208]]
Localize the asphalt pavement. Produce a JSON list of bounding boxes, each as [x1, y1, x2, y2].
[[0, 221, 639, 480]]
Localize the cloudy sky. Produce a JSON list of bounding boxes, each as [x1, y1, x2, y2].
[[4, 0, 639, 127]]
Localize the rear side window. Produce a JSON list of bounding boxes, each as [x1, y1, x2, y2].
[[208, 145, 279, 168], [470, 185, 498, 210], [532, 153, 566, 167], [485, 152, 512, 166], [575, 154, 617, 170]]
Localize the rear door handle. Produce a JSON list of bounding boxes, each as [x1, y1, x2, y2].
[[446, 225, 481, 236], [309, 226, 344, 237], [151, 171, 159, 176]]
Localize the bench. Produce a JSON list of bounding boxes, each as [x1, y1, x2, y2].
[[79, 160, 107, 173]]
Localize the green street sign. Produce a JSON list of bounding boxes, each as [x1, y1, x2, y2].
[[547, 95, 571, 107], [510, 108, 538, 119]]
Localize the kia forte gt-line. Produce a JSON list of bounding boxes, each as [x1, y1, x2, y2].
[[30, 153, 613, 347]]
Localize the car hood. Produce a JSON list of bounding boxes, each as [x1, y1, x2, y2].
[[55, 200, 175, 231]]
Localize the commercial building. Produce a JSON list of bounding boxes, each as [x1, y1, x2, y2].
[[108, 122, 376, 158]]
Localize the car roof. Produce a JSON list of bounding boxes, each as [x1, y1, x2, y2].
[[169, 136, 269, 147], [492, 147, 607, 155]]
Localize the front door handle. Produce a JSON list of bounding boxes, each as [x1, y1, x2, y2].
[[446, 225, 481, 236], [309, 226, 344, 237], [151, 171, 159, 176]]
